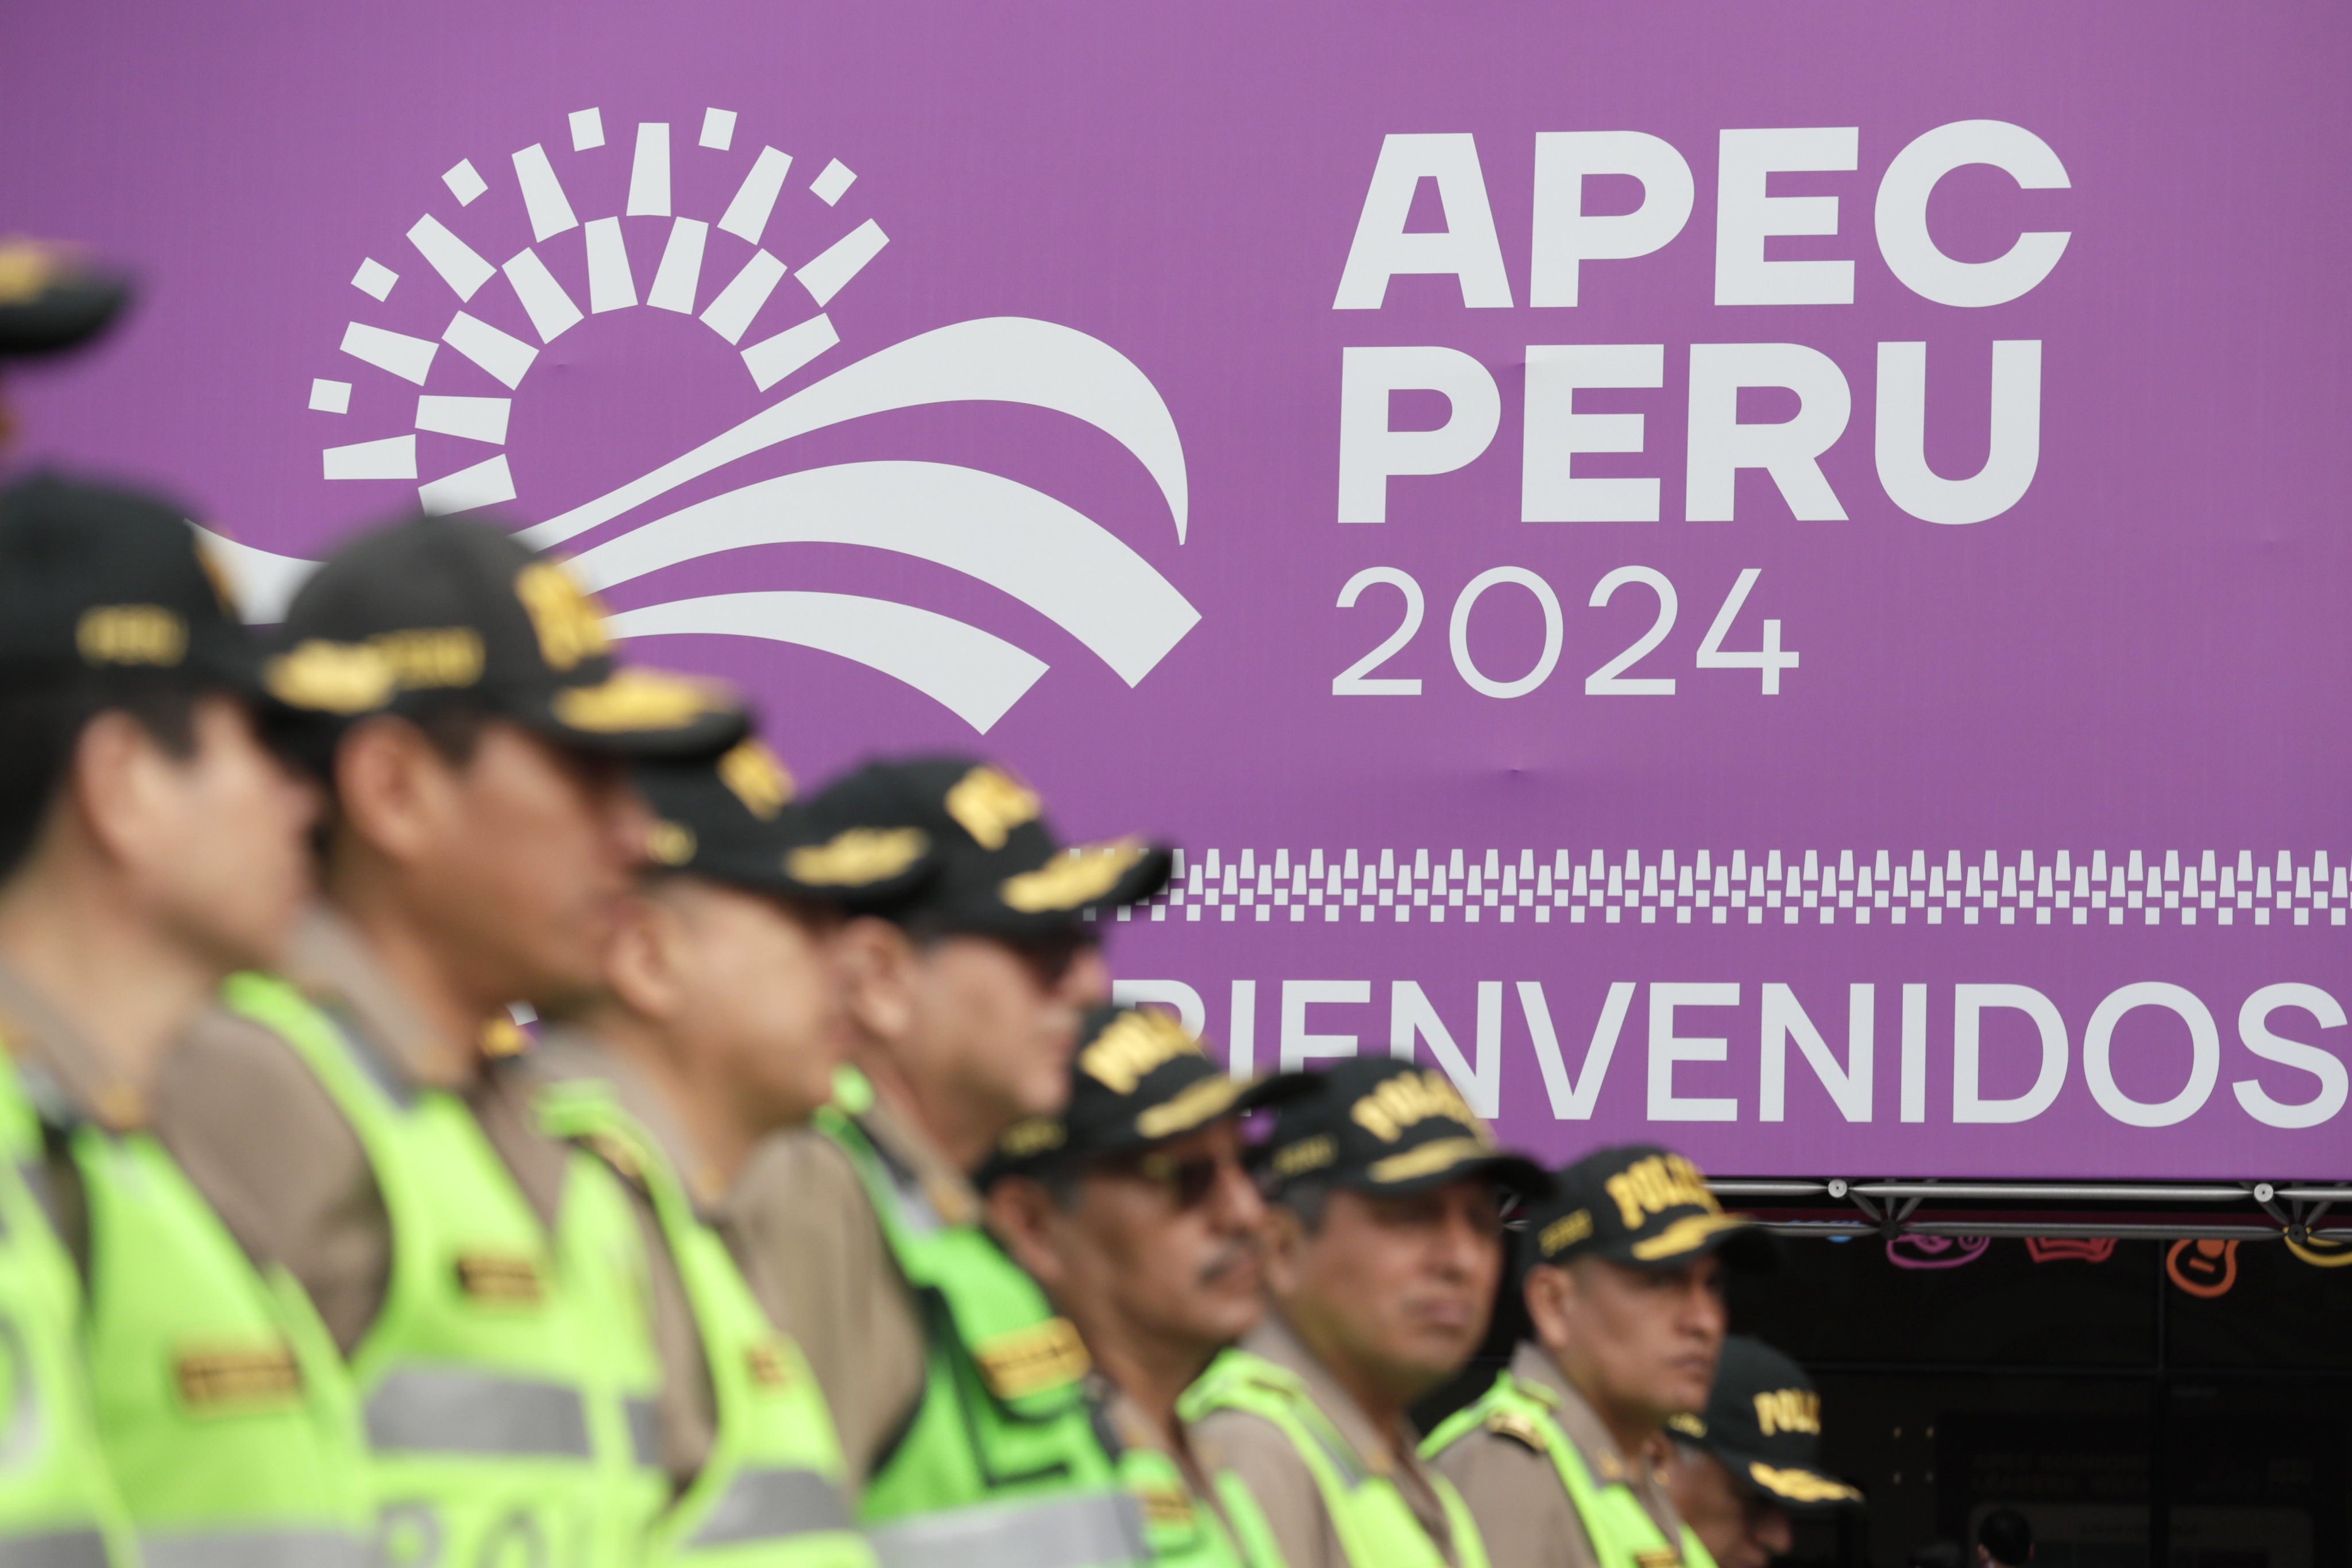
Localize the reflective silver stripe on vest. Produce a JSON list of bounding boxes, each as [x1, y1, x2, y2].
[[865, 1490, 1146, 1568], [686, 1467, 853, 1549], [625, 1396, 663, 1469], [0, 1531, 110, 1568], [141, 1530, 369, 1568], [364, 1366, 592, 1457]]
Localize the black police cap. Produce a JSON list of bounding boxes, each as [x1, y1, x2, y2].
[[1664, 1335, 1863, 1511], [0, 242, 132, 362], [1523, 1144, 1775, 1273], [802, 756, 1170, 937], [0, 472, 259, 693], [984, 1004, 1309, 1184], [634, 737, 936, 910], [1254, 1056, 1549, 1202], [264, 515, 746, 758]]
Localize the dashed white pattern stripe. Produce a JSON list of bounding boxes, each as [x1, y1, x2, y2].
[[1103, 846, 2352, 929]]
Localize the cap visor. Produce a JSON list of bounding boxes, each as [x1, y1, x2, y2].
[[1716, 1449, 1865, 1511], [530, 668, 748, 760], [943, 840, 1175, 936], [1620, 1212, 1781, 1273], [1349, 1143, 1554, 1201], [0, 276, 132, 361]]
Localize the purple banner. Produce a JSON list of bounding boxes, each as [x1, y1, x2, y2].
[[7, 2, 2348, 1177]]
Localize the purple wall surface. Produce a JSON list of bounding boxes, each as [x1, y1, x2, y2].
[[6, 1, 2349, 1178]]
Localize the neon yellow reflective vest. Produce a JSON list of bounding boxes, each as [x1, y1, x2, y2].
[[1420, 1372, 1717, 1568], [0, 1053, 133, 1568], [538, 1077, 875, 1568], [1117, 1443, 1266, 1568], [1180, 1349, 1489, 1568], [225, 972, 667, 1568], [816, 1071, 1145, 1568]]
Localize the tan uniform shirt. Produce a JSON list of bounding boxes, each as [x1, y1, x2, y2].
[[0, 960, 161, 1269], [1185, 1316, 1467, 1568], [1428, 1343, 1689, 1568], [148, 907, 712, 1487], [719, 1094, 965, 1489]]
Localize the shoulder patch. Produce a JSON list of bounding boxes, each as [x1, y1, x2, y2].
[[1484, 1409, 1550, 1453]]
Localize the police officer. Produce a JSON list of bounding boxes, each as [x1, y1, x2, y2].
[[1659, 1337, 1862, 1568], [1183, 1057, 1548, 1568], [983, 1005, 1304, 1568], [0, 474, 368, 1564], [1424, 1145, 1775, 1568], [726, 757, 1169, 1567], [152, 515, 750, 1568], [0, 239, 130, 454], [528, 737, 932, 1568]]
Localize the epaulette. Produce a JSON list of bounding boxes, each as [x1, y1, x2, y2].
[[1484, 1409, 1550, 1453]]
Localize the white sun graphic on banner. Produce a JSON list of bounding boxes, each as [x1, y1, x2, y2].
[[217, 104, 1198, 732]]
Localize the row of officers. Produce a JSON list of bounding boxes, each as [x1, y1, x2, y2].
[[0, 245, 1861, 1568]]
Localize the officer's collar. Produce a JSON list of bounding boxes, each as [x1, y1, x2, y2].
[[1243, 1312, 1434, 1485], [527, 1024, 728, 1210], [281, 905, 476, 1092], [856, 1082, 981, 1230], [0, 956, 148, 1131], [1512, 1341, 1645, 1488]]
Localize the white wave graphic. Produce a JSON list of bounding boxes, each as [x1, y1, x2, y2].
[[523, 316, 1189, 547], [569, 461, 1199, 686], [605, 592, 1047, 733]]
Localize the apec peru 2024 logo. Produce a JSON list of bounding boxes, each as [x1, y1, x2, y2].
[[248, 103, 1197, 733]]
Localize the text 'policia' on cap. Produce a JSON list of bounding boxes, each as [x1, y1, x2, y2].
[[1253, 1056, 1549, 1200], [0, 473, 261, 695], [261, 515, 746, 759], [985, 1005, 1310, 1183], [804, 757, 1172, 936], [1665, 1335, 1863, 1509], [1523, 1145, 1776, 1273]]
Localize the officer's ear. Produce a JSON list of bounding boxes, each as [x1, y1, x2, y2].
[[1522, 1260, 1579, 1358], [835, 915, 916, 1042], [604, 882, 688, 1024], [330, 713, 460, 864], [985, 1175, 1069, 1295]]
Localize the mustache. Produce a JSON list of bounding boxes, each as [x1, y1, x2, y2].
[[1195, 1235, 1258, 1287]]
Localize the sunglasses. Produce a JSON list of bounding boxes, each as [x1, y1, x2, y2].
[[1006, 929, 1101, 987], [1121, 1147, 1247, 1209]]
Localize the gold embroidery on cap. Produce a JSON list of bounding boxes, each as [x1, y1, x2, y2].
[[1539, 1208, 1594, 1257], [1270, 1134, 1334, 1177], [1628, 1213, 1746, 1262], [1135, 1076, 1245, 1141], [999, 838, 1149, 914], [1080, 1009, 1199, 1094], [647, 820, 697, 867], [1605, 1152, 1719, 1229], [76, 605, 186, 667], [515, 561, 611, 671], [1748, 1463, 1861, 1504], [972, 1316, 1089, 1399], [371, 627, 484, 690], [454, 1251, 543, 1305], [0, 243, 61, 306], [552, 669, 726, 732], [999, 1117, 1067, 1159], [1349, 1069, 1486, 1145], [1754, 1387, 1821, 1437], [175, 1342, 302, 1413], [1666, 1412, 1707, 1439], [786, 826, 928, 887], [718, 739, 792, 819], [944, 765, 1040, 849], [1368, 1136, 1490, 1185], [264, 639, 398, 715]]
